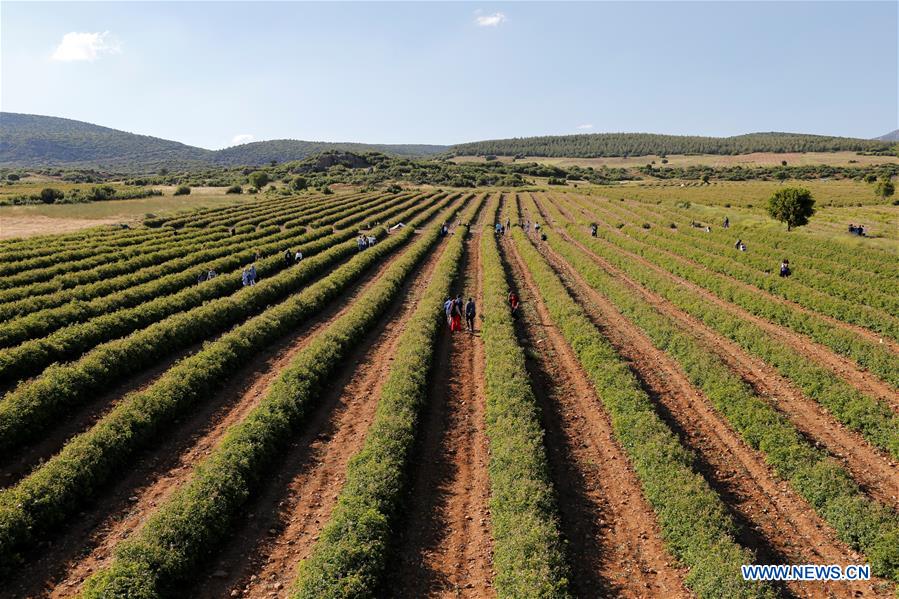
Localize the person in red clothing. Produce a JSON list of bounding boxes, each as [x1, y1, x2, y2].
[[508, 291, 520, 319], [450, 294, 464, 332]]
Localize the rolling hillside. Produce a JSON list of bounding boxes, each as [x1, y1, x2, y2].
[[449, 132, 893, 158], [0, 113, 446, 171]]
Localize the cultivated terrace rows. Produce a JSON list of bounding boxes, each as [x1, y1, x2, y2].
[[0, 188, 894, 598]]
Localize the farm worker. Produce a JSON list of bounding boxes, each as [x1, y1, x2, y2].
[[241, 268, 250, 287], [440, 224, 448, 237], [779, 259, 791, 278], [723, 216, 729, 228], [284, 249, 292, 266], [444, 297, 454, 327], [207, 269, 217, 279], [535, 223, 540, 231], [705, 226, 711, 233], [229, 227, 236, 236], [508, 291, 520, 319], [590, 223, 597, 237], [734, 239, 742, 249], [541, 233, 548, 241], [367, 235, 376, 246], [465, 297, 476, 332], [506, 218, 511, 232], [295, 250, 303, 263], [450, 295, 464, 332], [197, 272, 206, 284], [248, 264, 258, 285]]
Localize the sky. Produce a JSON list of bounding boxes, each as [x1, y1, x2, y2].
[[1, 1, 897, 149]]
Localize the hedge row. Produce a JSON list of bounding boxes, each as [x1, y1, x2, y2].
[[77, 195, 472, 597], [479, 197, 571, 598], [543, 224, 899, 582], [0, 193, 452, 453], [510, 228, 772, 599], [0, 194, 463, 575], [290, 196, 484, 598]]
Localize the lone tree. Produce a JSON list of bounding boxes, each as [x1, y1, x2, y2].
[[874, 176, 895, 201], [767, 186, 815, 231], [248, 171, 270, 189]]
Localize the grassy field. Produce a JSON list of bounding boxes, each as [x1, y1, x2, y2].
[[453, 151, 899, 168], [0, 187, 251, 238]]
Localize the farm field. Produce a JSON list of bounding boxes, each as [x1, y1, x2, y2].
[[0, 186, 896, 599]]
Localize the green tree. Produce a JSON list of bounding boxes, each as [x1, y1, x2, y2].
[[775, 170, 788, 183], [39, 188, 64, 204], [6, 174, 20, 181], [291, 176, 308, 191], [874, 176, 895, 201], [864, 173, 877, 184], [248, 171, 269, 189], [767, 187, 815, 231]]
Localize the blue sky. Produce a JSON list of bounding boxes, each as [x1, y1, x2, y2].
[[2, 1, 896, 149]]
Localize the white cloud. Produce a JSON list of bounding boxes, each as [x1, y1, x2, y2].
[[475, 12, 506, 27], [576, 124, 594, 131], [51, 31, 121, 62], [231, 134, 255, 146]]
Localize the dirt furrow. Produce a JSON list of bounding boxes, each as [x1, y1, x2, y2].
[[391, 212, 494, 598], [522, 214, 891, 598], [194, 226, 458, 599], [502, 232, 690, 598], [545, 194, 899, 411], [538, 200, 899, 506], [10, 242, 417, 599]]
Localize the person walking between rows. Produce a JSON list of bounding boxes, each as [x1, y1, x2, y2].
[[590, 223, 598, 237], [450, 294, 464, 332], [207, 269, 217, 280], [465, 297, 476, 332], [444, 297, 454, 328], [723, 216, 729, 229], [294, 250, 303, 263], [284, 249, 292, 267]]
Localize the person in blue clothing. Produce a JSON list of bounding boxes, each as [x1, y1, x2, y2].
[[465, 297, 476, 332], [248, 264, 258, 285]]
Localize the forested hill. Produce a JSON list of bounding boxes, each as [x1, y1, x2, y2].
[[0, 113, 446, 171], [449, 132, 893, 158]]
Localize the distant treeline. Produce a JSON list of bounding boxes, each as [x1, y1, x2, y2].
[[450, 132, 895, 158]]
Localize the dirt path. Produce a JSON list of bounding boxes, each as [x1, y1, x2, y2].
[[9, 239, 422, 599], [193, 226, 458, 599], [502, 231, 690, 598], [390, 209, 495, 598], [519, 208, 892, 598], [544, 194, 899, 411]]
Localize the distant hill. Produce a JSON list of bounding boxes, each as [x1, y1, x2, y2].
[[0, 113, 446, 172], [449, 132, 892, 159], [875, 129, 899, 142]]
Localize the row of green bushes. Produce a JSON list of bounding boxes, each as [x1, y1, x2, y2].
[[479, 197, 571, 597], [78, 193, 471, 597], [290, 195, 482, 597], [509, 228, 772, 599], [599, 198, 899, 312], [0, 225, 291, 321], [0, 225, 232, 291], [0, 226, 343, 383], [0, 194, 451, 453], [0, 185, 162, 206], [0, 226, 216, 278], [592, 198, 899, 336], [0, 194, 461, 575], [616, 198, 897, 288], [539, 222, 899, 582], [560, 196, 899, 389], [0, 226, 321, 345], [560, 222, 899, 459]]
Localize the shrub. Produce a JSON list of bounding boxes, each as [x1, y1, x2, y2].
[[39, 188, 64, 204], [173, 185, 191, 196], [225, 185, 242, 194]]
